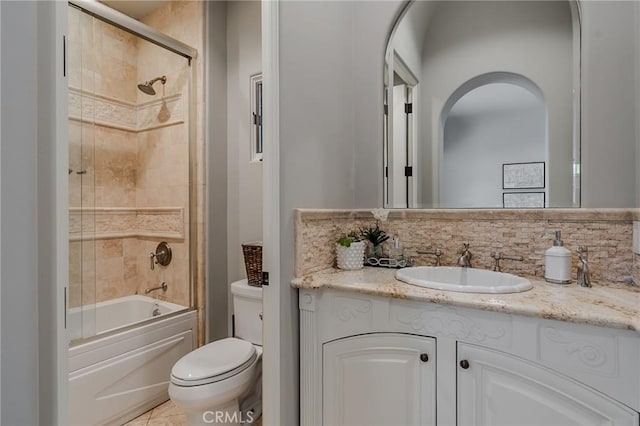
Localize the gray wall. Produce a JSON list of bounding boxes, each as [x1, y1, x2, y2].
[[227, 1, 263, 286], [277, 1, 638, 421], [580, 1, 637, 207], [278, 1, 402, 422], [207, 0, 263, 342], [206, 1, 229, 342], [1, 3, 38, 423], [1, 1, 66, 423], [418, 1, 573, 207], [442, 88, 546, 208]]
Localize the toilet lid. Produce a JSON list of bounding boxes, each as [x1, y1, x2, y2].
[[171, 338, 256, 384]]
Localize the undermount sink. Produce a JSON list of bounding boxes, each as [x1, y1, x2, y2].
[[395, 266, 533, 294]]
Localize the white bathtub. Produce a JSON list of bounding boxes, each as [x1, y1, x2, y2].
[[68, 295, 197, 426], [68, 295, 187, 341]]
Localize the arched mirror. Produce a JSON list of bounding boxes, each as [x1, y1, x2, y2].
[[383, 0, 581, 208]]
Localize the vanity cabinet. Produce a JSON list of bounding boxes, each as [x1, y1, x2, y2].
[[299, 289, 640, 426], [323, 333, 436, 426], [457, 343, 638, 426]]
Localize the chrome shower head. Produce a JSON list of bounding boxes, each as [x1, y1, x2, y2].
[[137, 75, 167, 96]]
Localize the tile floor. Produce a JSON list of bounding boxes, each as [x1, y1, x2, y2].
[[124, 400, 262, 426], [125, 400, 186, 426]]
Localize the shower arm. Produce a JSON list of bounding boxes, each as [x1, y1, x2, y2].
[[146, 76, 167, 86]]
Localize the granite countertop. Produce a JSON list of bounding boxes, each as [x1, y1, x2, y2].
[[291, 267, 640, 333]]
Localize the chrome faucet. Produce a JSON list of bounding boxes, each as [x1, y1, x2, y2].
[[577, 246, 592, 288], [458, 243, 472, 268], [145, 282, 168, 294], [492, 252, 523, 272], [416, 248, 443, 266]]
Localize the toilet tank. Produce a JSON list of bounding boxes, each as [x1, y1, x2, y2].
[[231, 279, 263, 346]]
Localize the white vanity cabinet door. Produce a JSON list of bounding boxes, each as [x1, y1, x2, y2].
[[457, 343, 639, 426], [323, 333, 436, 426]]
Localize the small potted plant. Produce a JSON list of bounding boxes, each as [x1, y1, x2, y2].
[[361, 223, 389, 258], [336, 231, 366, 270]]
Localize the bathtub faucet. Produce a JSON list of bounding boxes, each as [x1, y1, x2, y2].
[[145, 282, 168, 294]]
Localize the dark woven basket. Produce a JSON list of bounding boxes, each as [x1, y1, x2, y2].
[[242, 242, 263, 287]]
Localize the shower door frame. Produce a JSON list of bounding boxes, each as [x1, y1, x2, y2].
[[66, 1, 199, 341], [61, 0, 199, 421]]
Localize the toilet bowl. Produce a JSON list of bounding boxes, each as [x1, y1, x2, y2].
[[169, 280, 263, 425]]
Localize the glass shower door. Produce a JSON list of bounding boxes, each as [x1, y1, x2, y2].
[[68, 5, 97, 341]]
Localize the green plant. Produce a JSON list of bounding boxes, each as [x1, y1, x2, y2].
[[360, 223, 389, 246], [337, 231, 361, 247]]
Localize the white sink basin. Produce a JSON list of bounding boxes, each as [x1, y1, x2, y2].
[[395, 266, 532, 294]]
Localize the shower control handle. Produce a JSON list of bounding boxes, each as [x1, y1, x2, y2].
[[149, 242, 172, 270]]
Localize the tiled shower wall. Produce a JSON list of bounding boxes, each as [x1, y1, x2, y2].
[[141, 0, 206, 344], [295, 209, 640, 286], [68, 2, 203, 317]]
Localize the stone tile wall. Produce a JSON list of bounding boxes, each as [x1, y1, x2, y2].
[[296, 209, 640, 286], [141, 0, 205, 344]]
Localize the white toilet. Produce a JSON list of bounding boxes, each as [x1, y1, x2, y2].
[[169, 279, 263, 425]]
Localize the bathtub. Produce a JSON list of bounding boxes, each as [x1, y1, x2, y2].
[[68, 295, 197, 426]]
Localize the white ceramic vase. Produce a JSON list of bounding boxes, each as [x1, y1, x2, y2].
[[336, 241, 365, 270]]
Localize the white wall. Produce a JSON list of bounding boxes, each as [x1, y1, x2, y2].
[[417, 1, 573, 207], [227, 1, 263, 286]]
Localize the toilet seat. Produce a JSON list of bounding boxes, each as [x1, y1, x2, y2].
[[171, 338, 256, 387]]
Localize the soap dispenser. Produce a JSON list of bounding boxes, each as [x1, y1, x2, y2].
[[545, 230, 571, 284], [389, 234, 404, 261]]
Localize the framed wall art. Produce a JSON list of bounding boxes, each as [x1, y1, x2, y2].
[[502, 162, 545, 189], [503, 192, 545, 208]]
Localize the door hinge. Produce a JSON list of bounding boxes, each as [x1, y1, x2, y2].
[[63, 35, 67, 77], [384, 104, 388, 115], [252, 112, 257, 125], [405, 103, 413, 114], [64, 287, 67, 329], [385, 166, 388, 178], [405, 166, 413, 177], [231, 314, 236, 337], [262, 271, 270, 286]]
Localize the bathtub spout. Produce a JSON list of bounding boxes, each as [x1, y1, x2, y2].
[[145, 282, 168, 294]]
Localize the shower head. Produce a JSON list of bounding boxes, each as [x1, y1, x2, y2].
[[137, 75, 167, 96]]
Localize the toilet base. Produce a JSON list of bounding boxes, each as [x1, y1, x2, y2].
[[171, 365, 262, 426]]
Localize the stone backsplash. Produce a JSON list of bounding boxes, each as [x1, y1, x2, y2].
[[295, 209, 640, 286]]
